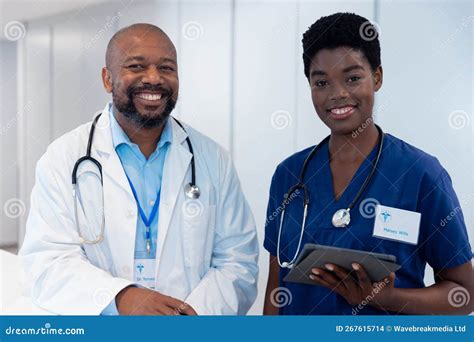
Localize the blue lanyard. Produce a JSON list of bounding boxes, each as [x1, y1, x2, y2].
[[125, 174, 160, 255]]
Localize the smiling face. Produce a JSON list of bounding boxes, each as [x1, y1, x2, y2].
[[102, 26, 179, 128], [308, 46, 382, 135]]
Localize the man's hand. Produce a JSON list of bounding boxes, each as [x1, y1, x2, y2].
[[116, 286, 198, 315], [309, 263, 396, 309]]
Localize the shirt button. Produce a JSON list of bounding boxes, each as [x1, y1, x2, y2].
[[149, 200, 155, 206]]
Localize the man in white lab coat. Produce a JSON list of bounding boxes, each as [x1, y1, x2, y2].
[[19, 23, 259, 315]]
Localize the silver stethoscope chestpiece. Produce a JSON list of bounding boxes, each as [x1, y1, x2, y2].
[[184, 183, 201, 199], [332, 208, 351, 228]]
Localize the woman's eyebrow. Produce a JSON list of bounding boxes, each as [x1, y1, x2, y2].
[[342, 64, 365, 73], [310, 69, 327, 78]]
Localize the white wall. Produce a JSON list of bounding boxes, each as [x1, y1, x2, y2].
[[376, 0, 473, 285], [0, 41, 18, 246], [5, 0, 473, 314], [16, 23, 54, 242], [377, 0, 473, 225]]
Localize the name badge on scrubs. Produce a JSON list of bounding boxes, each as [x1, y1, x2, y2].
[[372, 204, 421, 245], [134, 259, 156, 290]]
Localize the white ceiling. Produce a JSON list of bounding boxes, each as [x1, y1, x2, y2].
[[0, 0, 115, 41]]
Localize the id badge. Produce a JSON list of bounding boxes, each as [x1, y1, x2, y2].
[[372, 204, 421, 245], [134, 259, 156, 289]]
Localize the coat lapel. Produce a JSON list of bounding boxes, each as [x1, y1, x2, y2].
[[92, 104, 136, 279], [92, 105, 131, 194], [155, 119, 192, 263]]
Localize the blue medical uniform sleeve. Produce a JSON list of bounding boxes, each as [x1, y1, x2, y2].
[[418, 169, 473, 270], [263, 169, 281, 256], [101, 298, 119, 316]]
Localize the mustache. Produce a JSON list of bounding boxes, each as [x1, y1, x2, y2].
[[126, 85, 172, 98]]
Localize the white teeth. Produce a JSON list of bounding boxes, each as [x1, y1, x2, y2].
[[136, 93, 162, 101], [330, 106, 353, 115]]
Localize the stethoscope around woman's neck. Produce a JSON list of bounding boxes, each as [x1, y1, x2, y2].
[[276, 125, 384, 269]]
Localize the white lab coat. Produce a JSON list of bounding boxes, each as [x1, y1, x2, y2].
[[19, 103, 259, 315]]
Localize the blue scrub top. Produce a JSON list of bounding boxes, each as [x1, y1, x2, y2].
[[264, 133, 473, 315]]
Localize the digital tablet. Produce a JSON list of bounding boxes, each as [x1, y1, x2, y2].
[[283, 243, 401, 285]]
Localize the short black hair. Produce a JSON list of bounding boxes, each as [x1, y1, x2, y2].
[[302, 12, 381, 79]]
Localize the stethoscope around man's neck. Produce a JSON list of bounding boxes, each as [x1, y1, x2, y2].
[[71, 112, 200, 245], [276, 125, 384, 269]]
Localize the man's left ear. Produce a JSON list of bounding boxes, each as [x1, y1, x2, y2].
[[374, 65, 383, 92]]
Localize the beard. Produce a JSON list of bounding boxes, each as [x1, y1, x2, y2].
[[112, 84, 177, 129]]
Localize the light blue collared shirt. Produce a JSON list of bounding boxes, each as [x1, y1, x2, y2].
[[101, 105, 172, 315]]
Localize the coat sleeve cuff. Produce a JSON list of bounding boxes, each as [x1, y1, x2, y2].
[[100, 297, 119, 315]]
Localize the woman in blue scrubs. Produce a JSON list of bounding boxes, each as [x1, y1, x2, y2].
[[263, 12, 473, 315]]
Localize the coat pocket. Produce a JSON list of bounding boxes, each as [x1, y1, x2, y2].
[[182, 200, 216, 269]]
